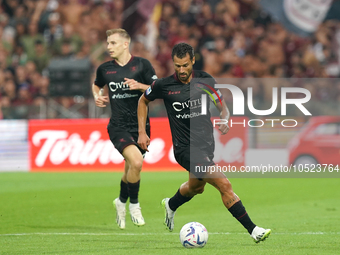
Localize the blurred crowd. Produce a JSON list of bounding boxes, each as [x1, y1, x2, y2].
[[0, 0, 340, 119]]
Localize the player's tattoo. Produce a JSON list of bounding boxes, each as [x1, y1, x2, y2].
[[225, 193, 239, 206]]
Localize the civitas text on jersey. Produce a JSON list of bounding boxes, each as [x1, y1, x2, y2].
[[172, 99, 202, 112], [109, 81, 130, 92]]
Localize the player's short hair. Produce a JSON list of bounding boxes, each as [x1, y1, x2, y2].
[[172, 43, 194, 60], [106, 28, 131, 43]]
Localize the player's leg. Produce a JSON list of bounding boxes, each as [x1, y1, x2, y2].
[[178, 174, 207, 197], [203, 169, 271, 243], [113, 161, 130, 229], [122, 145, 145, 226], [122, 145, 143, 200], [108, 126, 146, 228], [203, 170, 239, 208], [162, 172, 207, 231], [162, 147, 209, 231], [120, 161, 130, 202]]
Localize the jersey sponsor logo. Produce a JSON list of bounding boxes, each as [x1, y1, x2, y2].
[[172, 99, 202, 112], [168, 91, 181, 95], [109, 81, 130, 92], [145, 86, 152, 95], [176, 112, 201, 119], [106, 71, 117, 74], [131, 66, 137, 72], [111, 93, 139, 99], [152, 75, 158, 80]]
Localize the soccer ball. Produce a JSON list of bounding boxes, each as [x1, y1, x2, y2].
[[179, 222, 208, 248]]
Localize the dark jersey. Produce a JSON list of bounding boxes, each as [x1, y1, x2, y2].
[[144, 70, 223, 152], [95, 56, 157, 132]]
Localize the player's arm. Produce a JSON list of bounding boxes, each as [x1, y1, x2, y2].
[[92, 83, 109, 107], [215, 99, 230, 135], [124, 78, 150, 92], [126, 59, 157, 92], [137, 94, 151, 151]]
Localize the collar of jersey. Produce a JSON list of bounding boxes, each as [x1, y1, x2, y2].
[[113, 55, 135, 67]]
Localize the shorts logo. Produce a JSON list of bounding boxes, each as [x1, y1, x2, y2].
[[152, 75, 158, 80], [145, 86, 152, 95]]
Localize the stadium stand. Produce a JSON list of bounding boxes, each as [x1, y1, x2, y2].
[[0, 0, 339, 119]]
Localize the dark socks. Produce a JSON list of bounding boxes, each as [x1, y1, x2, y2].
[[168, 189, 193, 211], [127, 180, 140, 204], [228, 200, 256, 234], [119, 180, 129, 203]]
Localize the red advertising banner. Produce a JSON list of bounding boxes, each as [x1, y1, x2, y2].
[[29, 118, 247, 171]]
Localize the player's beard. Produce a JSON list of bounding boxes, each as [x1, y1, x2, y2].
[[177, 69, 192, 83]]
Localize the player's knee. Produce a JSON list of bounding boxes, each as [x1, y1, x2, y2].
[[130, 159, 143, 171], [195, 186, 205, 194], [190, 186, 205, 195]]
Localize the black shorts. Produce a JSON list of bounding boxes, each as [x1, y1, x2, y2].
[[174, 145, 215, 179], [107, 124, 150, 156]]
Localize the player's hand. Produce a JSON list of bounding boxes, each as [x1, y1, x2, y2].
[[94, 95, 109, 107], [137, 133, 150, 152], [217, 121, 230, 135], [124, 78, 140, 91]]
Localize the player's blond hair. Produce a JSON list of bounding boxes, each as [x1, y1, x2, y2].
[[106, 28, 131, 43]]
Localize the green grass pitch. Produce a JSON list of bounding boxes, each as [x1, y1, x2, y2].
[[0, 172, 339, 255]]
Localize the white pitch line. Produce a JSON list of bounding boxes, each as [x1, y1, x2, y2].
[[1, 232, 339, 237]]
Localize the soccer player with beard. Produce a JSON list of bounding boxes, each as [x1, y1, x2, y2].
[[137, 43, 271, 243], [92, 28, 157, 229]]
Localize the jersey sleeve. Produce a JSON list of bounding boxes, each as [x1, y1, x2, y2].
[[144, 79, 162, 101], [94, 65, 106, 88], [141, 59, 158, 85]]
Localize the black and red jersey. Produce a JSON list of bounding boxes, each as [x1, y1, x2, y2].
[[95, 56, 157, 132], [144, 70, 223, 152]]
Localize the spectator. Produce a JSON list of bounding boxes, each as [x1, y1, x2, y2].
[[51, 23, 81, 54], [158, 2, 175, 38], [177, 0, 196, 26], [15, 65, 29, 88], [13, 21, 27, 46], [20, 21, 44, 60], [27, 71, 41, 97], [13, 85, 33, 106], [30, 39, 51, 73], [58, 0, 89, 26], [8, 4, 29, 28], [196, 2, 214, 34], [43, 12, 63, 50], [0, 95, 11, 119], [3, 79, 17, 102]]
